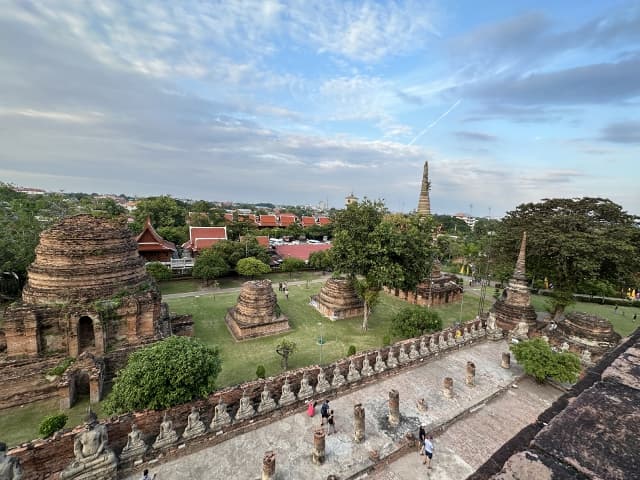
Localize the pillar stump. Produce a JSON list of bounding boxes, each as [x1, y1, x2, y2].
[[388, 389, 400, 427], [262, 451, 275, 480], [466, 361, 476, 387], [443, 377, 454, 398], [312, 428, 326, 465], [501, 352, 511, 369], [354, 403, 365, 443]]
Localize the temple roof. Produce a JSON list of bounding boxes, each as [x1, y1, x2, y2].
[[183, 226, 228, 252], [136, 217, 176, 253]]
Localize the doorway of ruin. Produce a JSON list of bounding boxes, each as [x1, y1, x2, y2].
[[75, 370, 90, 399], [78, 316, 96, 353]]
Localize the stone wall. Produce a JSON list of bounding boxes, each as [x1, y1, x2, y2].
[[0, 355, 63, 410], [8, 319, 487, 479]]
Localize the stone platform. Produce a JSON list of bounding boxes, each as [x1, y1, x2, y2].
[[123, 341, 558, 480]]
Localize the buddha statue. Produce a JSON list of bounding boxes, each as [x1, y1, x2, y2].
[[0, 442, 23, 480], [152, 413, 178, 450], [60, 410, 117, 480], [119, 423, 148, 463], [182, 407, 206, 440]]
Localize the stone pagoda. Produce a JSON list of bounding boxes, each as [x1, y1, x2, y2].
[[490, 231, 537, 332], [552, 312, 620, 357], [384, 259, 462, 307], [417, 161, 431, 216], [311, 277, 364, 320], [0, 214, 180, 409], [225, 280, 290, 340]]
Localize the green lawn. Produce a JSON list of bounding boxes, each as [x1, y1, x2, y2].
[[0, 396, 103, 448]]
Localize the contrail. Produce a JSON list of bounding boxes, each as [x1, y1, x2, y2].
[[408, 98, 462, 146]]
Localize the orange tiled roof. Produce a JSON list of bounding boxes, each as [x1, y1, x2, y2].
[[301, 216, 317, 227]]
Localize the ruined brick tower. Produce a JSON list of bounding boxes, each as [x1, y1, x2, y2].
[[417, 161, 431, 215]]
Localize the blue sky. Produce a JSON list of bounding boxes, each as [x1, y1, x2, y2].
[[0, 1, 639, 217]]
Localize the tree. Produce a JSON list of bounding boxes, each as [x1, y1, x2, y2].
[[275, 339, 297, 370], [145, 262, 172, 282], [493, 198, 639, 319], [390, 307, 442, 339], [331, 200, 436, 330], [132, 196, 187, 231], [192, 249, 229, 285], [212, 239, 270, 268], [308, 250, 332, 271], [280, 257, 306, 278], [236, 257, 271, 278], [103, 336, 222, 414], [510, 338, 581, 383]]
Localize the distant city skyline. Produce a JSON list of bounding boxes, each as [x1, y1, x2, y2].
[[1, 1, 639, 217]]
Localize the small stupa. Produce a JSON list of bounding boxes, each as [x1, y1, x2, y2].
[[311, 277, 364, 320], [225, 280, 289, 340], [491, 231, 537, 332]]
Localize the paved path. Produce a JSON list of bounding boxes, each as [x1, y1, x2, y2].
[[125, 341, 560, 480], [162, 275, 331, 300], [370, 376, 561, 480]]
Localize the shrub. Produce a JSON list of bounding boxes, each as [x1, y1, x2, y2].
[[510, 338, 581, 383], [192, 250, 229, 286], [39, 413, 68, 438], [103, 336, 222, 414], [47, 357, 75, 377], [390, 307, 442, 339], [382, 335, 391, 346], [347, 345, 356, 356], [256, 365, 266, 379], [236, 257, 271, 278], [145, 262, 172, 282]]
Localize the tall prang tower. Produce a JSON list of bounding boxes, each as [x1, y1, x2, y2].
[[417, 161, 431, 215]]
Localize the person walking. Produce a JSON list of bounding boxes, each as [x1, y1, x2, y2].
[[307, 400, 316, 417], [327, 410, 336, 435], [141, 469, 156, 480], [284, 288, 289, 300], [423, 436, 434, 469], [320, 400, 330, 426], [418, 424, 426, 455]]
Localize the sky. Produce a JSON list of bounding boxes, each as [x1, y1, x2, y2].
[[1, 1, 639, 217]]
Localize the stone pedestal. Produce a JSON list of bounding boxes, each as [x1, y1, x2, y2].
[[297, 374, 314, 399], [312, 428, 326, 465], [466, 361, 476, 387], [354, 403, 365, 443], [262, 451, 275, 480], [346, 361, 361, 383], [501, 352, 511, 369], [210, 398, 232, 430], [388, 389, 400, 427], [258, 385, 277, 414], [443, 377, 454, 398]]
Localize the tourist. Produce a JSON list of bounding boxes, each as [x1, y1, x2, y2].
[[307, 400, 316, 417], [327, 410, 336, 435], [633, 313, 637, 321], [423, 436, 434, 469], [320, 400, 330, 425], [278, 282, 282, 292], [418, 424, 426, 455], [141, 469, 156, 480], [284, 288, 289, 300]]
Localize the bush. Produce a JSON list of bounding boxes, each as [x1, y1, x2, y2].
[[347, 345, 356, 356], [47, 357, 75, 377], [256, 365, 266, 379], [39, 413, 68, 438], [103, 336, 222, 414], [145, 262, 172, 282], [390, 307, 442, 339], [236, 257, 271, 278], [382, 334, 391, 346], [192, 250, 229, 285], [510, 338, 581, 383]]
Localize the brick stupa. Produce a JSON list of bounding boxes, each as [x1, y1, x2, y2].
[[491, 231, 537, 332], [417, 161, 431, 216], [225, 280, 290, 340], [311, 277, 364, 320], [554, 312, 621, 356]]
